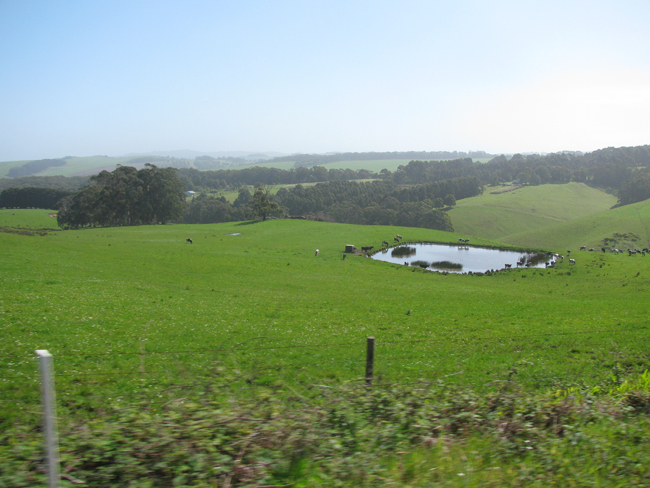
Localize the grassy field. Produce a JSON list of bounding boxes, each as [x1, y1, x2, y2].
[[2, 209, 650, 421], [449, 183, 618, 244]]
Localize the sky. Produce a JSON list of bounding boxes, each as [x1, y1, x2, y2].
[[1, 0, 649, 161]]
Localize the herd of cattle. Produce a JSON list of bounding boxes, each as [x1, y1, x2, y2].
[[579, 245, 647, 256]]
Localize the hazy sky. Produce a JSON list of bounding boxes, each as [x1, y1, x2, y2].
[[1, 1, 649, 161]]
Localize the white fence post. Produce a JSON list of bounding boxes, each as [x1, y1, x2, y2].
[[36, 350, 60, 488]]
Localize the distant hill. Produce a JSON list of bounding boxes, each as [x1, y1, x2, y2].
[[120, 150, 287, 160], [502, 198, 650, 251]]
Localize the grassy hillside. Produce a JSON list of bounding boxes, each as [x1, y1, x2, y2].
[[449, 183, 617, 242], [503, 198, 650, 250], [3, 214, 649, 413], [0, 156, 141, 178], [0, 160, 31, 178]]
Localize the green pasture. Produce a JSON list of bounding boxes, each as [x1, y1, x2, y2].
[[449, 183, 618, 244], [2, 210, 650, 431]]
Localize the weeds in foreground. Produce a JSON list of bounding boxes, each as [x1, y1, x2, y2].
[[3, 373, 650, 487]]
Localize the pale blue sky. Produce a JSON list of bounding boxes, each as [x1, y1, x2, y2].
[[1, 0, 649, 161]]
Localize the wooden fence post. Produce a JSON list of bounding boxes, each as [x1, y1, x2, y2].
[[36, 350, 60, 488], [365, 337, 375, 386]]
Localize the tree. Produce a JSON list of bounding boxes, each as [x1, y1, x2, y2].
[[245, 187, 283, 221], [443, 194, 456, 207], [233, 187, 252, 207]]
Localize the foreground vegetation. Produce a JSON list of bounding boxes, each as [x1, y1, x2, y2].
[[4, 376, 650, 487], [2, 208, 650, 485]]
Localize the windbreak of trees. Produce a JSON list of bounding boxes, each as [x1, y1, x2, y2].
[[57, 165, 186, 229], [272, 177, 481, 231], [177, 166, 376, 191], [0, 187, 74, 209], [263, 150, 495, 168]]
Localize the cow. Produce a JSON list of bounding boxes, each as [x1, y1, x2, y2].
[[186, 238, 193, 244], [382, 240, 389, 246], [569, 258, 576, 264], [315, 249, 319, 256], [361, 246, 373, 252], [504, 263, 512, 268], [396, 234, 402, 239], [580, 246, 587, 251], [342, 253, 346, 260], [458, 238, 464, 243], [394, 237, 400, 243]]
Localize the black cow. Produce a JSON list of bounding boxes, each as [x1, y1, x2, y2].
[[186, 238, 193, 244]]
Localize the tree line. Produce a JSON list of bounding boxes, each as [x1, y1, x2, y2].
[[0, 187, 74, 209]]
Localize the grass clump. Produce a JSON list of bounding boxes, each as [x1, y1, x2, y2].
[[391, 245, 416, 257], [430, 260, 462, 270]]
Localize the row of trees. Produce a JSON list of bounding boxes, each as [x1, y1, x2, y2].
[[57, 165, 186, 228], [0, 187, 73, 209], [6, 158, 67, 178]]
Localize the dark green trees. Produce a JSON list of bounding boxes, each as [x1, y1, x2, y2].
[[443, 194, 456, 207], [57, 165, 186, 228], [618, 174, 650, 206], [0, 187, 73, 209]]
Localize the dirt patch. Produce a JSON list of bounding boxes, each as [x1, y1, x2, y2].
[[0, 226, 60, 236]]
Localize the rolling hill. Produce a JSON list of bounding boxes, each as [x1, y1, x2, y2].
[[449, 183, 617, 242]]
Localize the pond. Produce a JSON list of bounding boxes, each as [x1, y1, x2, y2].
[[370, 243, 552, 273]]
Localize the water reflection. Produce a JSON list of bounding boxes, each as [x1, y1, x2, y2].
[[371, 243, 551, 273]]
